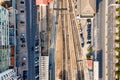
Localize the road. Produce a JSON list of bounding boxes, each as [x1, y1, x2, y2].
[[25, 0, 37, 80], [96, 0, 106, 79], [96, 0, 115, 80], [107, 0, 115, 80]]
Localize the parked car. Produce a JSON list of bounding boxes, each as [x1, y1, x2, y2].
[[20, 0, 24, 4], [20, 33, 25, 43], [20, 9, 24, 13], [87, 29, 91, 33], [23, 71, 27, 80], [87, 41, 91, 44], [81, 37, 84, 47]]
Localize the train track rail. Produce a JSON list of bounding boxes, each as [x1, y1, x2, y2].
[[57, 0, 72, 80], [67, 0, 85, 80]]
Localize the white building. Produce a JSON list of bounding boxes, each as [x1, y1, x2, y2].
[[0, 69, 18, 80], [93, 61, 99, 80]]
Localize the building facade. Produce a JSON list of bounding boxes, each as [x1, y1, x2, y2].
[[0, 5, 10, 72], [0, 69, 18, 80]]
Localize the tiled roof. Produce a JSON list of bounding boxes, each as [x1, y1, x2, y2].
[[36, 0, 52, 6]]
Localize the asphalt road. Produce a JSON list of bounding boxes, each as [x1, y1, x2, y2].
[[97, 0, 115, 80], [107, 0, 115, 80], [25, 0, 37, 80], [96, 0, 105, 79]]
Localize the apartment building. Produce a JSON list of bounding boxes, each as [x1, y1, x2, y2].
[[0, 5, 10, 72]]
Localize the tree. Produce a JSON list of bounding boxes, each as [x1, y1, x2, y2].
[[116, 24, 120, 28], [115, 40, 120, 44], [116, 8, 120, 11], [87, 46, 92, 53], [114, 32, 119, 36], [115, 71, 120, 78], [115, 63, 120, 68], [86, 54, 91, 60], [116, 0, 120, 4], [115, 47, 120, 52], [116, 56, 120, 60], [116, 16, 120, 21]]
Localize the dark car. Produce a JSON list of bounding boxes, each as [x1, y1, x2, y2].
[[87, 23, 91, 28], [87, 41, 91, 44], [87, 29, 91, 33], [20, 33, 25, 43], [20, 10, 24, 13], [87, 35, 91, 40], [23, 71, 27, 80], [81, 43, 84, 47], [20, 1, 24, 4], [87, 19, 91, 22]]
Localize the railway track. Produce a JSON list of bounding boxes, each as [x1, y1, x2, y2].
[[67, 0, 85, 80], [58, 0, 72, 80]]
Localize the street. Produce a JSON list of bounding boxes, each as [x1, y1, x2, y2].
[[25, 0, 37, 80]]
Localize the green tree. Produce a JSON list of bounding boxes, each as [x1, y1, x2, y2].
[[87, 46, 92, 53], [115, 40, 120, 44], [114, 32, 119, 36], [116, 56, 120, 60], [116, 0, 120, 4], [115, 63, 120, 68], [115, 47, 120, 52], [86, 55, 91, 60], [116, 16, 120, 21], [116, 8, 120, 11], [115, 71, 120, 78], [116, 24, 120, 28]]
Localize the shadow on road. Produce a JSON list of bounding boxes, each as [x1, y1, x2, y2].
[[96, 0, 103, 13]]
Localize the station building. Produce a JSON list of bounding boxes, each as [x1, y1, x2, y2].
[[80, 0, 96, 17]]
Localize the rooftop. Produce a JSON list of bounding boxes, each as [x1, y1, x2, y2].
[[80, 0, 96, 17]]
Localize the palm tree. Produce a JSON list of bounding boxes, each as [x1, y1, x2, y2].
[[115, 47, 120, 52], [116, 24, 120, 28]]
